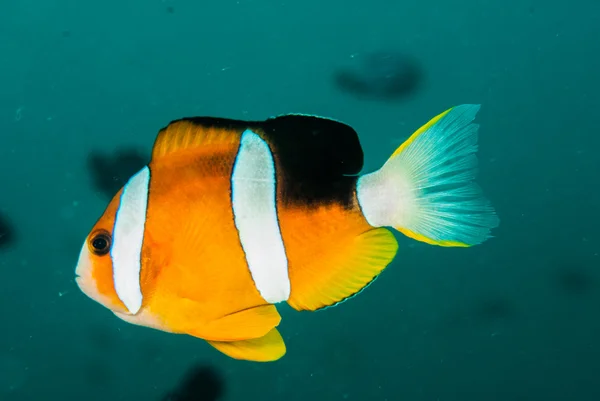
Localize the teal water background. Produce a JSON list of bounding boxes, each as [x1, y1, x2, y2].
[[1, 1, 599, 400]]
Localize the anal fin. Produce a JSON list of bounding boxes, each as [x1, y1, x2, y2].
[[207, 328, 286, 362], [287, 227, 398, 311]]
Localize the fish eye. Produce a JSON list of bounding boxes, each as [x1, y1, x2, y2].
[[89, 230, 112, 256]]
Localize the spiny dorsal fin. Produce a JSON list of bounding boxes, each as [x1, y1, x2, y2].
[[151, 117, 248, 161]]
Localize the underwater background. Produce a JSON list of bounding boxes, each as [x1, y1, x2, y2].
[[1, 0, 599, 400]]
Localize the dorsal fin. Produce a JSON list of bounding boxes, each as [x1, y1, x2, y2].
[[151, 117, 247, 161], [255, 114, 364, 207], [151, 114, 364, 206], [152, 114, 363, 172], [259, 114, 363, 178]]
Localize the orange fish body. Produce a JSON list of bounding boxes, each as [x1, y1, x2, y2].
[[75, 105, 499, 362]]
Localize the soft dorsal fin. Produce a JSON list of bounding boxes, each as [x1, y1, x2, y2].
[[254, 114, 364, 207], [151, 117, 248, 161], [259, 114, 364, 178]]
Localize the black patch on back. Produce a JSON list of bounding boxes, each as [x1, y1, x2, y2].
[[161, 115, 364, 207], [258, 115, 363, 207]]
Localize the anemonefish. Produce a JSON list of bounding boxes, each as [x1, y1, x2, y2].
[[75, 104, 499, 362]]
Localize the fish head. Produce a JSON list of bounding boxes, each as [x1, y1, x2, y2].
[[75, 189, 130, 314]]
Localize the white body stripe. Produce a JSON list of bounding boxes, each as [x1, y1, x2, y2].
[[231, 129, 290, 303], [111, 166, 150, 314]]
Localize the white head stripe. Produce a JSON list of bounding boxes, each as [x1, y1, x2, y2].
[[111, 165, 150, 314], [231, 129, 290, 303]]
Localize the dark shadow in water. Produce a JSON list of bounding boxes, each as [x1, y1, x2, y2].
[[442, 296, 518, 330], [333, 51, 423, 101], [87, 148, 149, 199], [161, 364, 225, 401], [0, 212, 16, 249], [554, 264, 596, 296], [473, 298, 517, 322]]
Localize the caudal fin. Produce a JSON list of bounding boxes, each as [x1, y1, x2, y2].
[[356, 104, 499, 247]]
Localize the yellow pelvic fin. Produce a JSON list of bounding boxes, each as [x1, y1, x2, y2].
[[287, 227, 398, 311], [207, 328, 286, 362]]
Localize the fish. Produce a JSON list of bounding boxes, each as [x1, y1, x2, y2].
[[75, 104, 499, 362]]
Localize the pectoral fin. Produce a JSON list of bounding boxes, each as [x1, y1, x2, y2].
[[169, 302, 282, 342], [201, 304, 282, 342], [146, 294, 282, 342]]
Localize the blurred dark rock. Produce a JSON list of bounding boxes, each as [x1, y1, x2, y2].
[[333, 51, 423, 101], [0, 212, 16, 249], [87, 148, 148, 199], [161, 365, 225, 401], [475, 298, 516, 321], [555, 265, 595, 296]]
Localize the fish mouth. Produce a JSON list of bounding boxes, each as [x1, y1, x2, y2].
[[74, 274, 83, 289]]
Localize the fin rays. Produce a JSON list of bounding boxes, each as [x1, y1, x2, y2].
[[357, 104, 499, 247]]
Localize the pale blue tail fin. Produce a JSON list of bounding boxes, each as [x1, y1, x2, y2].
[[356, 104, 499, 247]]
